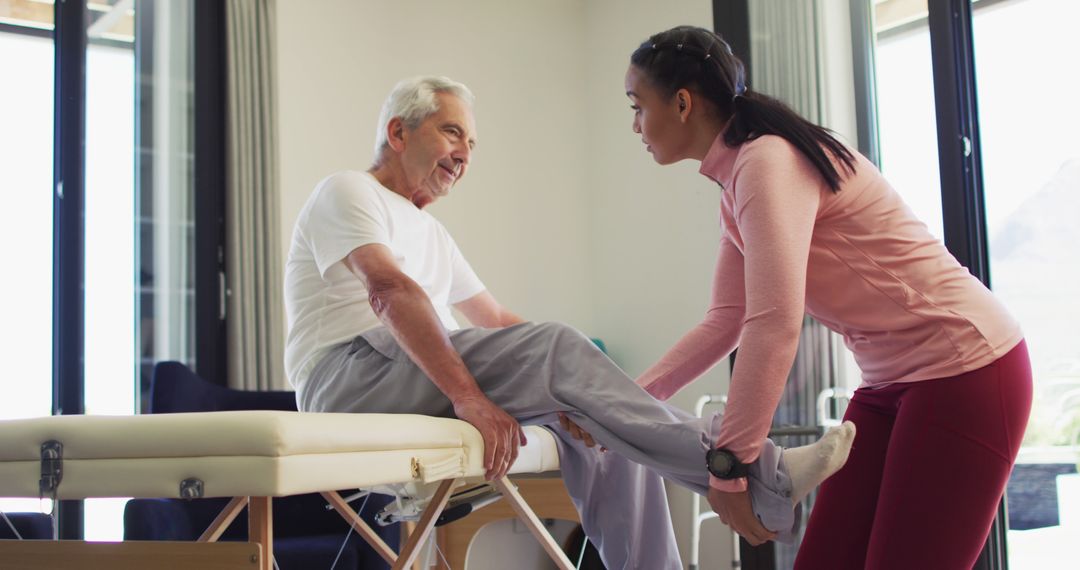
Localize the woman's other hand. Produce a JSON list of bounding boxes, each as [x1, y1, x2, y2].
[[707, 487, 778, 546]]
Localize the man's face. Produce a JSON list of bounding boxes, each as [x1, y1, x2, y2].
[[400, 93, 477, 208]]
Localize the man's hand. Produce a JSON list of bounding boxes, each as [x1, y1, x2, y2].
[[707, 488, 777, 546], [453, 396, 527, 480]]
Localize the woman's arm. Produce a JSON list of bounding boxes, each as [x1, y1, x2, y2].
[[711, 139, 823, 492], [636, 235, 746, 400]]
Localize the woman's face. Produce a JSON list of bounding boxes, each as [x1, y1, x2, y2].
[[625, 64, 688, 165]]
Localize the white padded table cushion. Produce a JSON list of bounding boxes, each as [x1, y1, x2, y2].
[[0, 411, 560, 500]]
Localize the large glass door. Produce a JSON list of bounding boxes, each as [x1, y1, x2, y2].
[[81, 0, 197, 540], [0, 1, 57, 518], [0, 0, 197, 541], [971, 1, 1080, 567], [0, 6, 55, 422], [0, 0, 56, 520], [873, 0, 945, 239], [869, 0, 1078, 567], [82, 0, 138, 540]]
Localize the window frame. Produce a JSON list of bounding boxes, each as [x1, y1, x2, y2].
[[49, 0, 228, 539]]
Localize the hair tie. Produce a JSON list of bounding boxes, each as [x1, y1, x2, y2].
[[732, 81, 747, 102]]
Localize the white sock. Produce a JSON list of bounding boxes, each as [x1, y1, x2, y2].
[[781, 420, 856, 505]]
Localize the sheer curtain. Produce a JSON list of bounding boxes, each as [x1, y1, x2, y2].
[[750, 0, 822, 122], [225, 0, 285, 390]]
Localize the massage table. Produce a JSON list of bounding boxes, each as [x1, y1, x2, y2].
[[0, 410, 576, 569]]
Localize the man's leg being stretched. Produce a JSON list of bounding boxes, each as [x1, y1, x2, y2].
[[302, 322, 852, 549], [449, 322, 852, 530]]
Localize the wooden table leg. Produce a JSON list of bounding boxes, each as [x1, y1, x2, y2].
[[322, 491, 398, 566], [493, 478, 575, 570], [392, 479, 455, 570], [248, 497, 273, 570], [198, 497, 248, 543]]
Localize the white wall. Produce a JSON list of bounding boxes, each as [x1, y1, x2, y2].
[[582, 1, 736, 565], [278, 0, 594, 329], [277, 0, 736, 566]]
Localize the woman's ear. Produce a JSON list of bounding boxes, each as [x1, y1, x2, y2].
[[676, 88, 693, 122]]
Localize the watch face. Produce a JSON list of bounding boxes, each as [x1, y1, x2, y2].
[[709, 450, 733, 475]]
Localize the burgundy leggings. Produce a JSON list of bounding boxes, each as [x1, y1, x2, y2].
[[794, 341, 1032, 570]]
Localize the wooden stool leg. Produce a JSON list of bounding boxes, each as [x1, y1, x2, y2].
[[248, 496, 273, 570]]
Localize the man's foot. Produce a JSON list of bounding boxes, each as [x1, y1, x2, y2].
[[782, 421, 856, 504]]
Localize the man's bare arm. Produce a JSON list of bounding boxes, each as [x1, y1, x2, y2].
[[344, 244, 525, 479]]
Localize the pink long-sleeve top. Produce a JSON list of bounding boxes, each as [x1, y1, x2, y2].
[[637, 133, 1023, 492]]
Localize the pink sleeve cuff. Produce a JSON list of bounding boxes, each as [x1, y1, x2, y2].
[[709, 475, 748, 493]]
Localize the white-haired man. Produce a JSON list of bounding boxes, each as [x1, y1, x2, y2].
[[284, 76, 854, 569]]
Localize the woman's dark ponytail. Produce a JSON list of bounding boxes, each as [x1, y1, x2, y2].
[[726, 91, 855, 191], [632, 26, 855, 192]]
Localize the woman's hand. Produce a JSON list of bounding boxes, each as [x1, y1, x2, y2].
[[707, 487, 777, 546], [557, 413, 605, 451]]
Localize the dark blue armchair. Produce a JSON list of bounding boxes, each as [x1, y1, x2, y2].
[[0, 512, 53, 540]]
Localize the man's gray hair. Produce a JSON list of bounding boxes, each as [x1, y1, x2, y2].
[[373, 76, 475, 157]]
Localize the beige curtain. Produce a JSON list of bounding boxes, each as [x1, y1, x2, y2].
[[225, 0, 285, 391], [749, 0, 822, 123]]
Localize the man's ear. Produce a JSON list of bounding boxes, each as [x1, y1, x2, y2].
[[386, 117, 407, 152], [675, 88, 693, 122]]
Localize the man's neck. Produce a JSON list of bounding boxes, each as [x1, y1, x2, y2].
[[368, 161, 418, 205]]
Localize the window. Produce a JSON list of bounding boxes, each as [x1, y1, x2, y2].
[[865, 1, 1078, 567], [972, 1, 1080, 567], [875, 0, 944, 239], [0, 0, 204, 541], [0, 0, 57, 519]]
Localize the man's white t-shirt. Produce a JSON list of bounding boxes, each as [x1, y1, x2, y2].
[[284, 170, 485, 391]]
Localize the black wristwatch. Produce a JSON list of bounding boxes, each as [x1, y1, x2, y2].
[[706, 448, 750, 479]]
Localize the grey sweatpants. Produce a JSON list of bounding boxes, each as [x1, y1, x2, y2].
[[300, 322, 800, 569]]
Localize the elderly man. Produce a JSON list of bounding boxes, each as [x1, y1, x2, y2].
[[284, 76, 853, 569]]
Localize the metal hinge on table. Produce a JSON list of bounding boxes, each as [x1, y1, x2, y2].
[[39, 441, 64, 499], [180, 478, 205, 499]]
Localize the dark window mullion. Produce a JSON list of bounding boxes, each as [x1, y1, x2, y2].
[[52, 0, 87, 540], [193, 0, 228, 386], [713, 0, 752, 82], [928, 0, 990, 285], [135, 0, 155, 412]]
